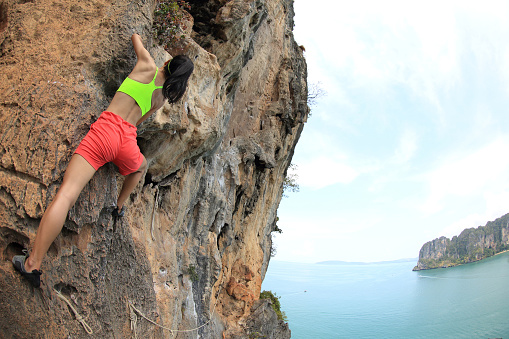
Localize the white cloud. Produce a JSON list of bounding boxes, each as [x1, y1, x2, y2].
[[440, 213, 487, 239], [296, 0, 462, 108], [484, 190, 509, 220], [502, 48, 509, 95], [392, 128, 418, 164], [294, 125, 419, 191], [292, 128, 361, 190], [273, 213, 383, 262], [440, 190, 509, 238], [296, 156, 358, 190], [421, 137, 509, 214], [286, 0, 509, 262]]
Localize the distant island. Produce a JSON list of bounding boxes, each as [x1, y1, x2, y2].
[[413, 213, 509, 271], [317, 258, 417, 265]]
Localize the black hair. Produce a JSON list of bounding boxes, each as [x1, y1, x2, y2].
[[163, 55, 194, 104]]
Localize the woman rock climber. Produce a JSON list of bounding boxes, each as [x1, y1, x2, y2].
[[12, 34, 194, 288]]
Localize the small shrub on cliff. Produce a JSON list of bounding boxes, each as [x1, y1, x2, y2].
[[307, 81, 326, 116], [282, 164, 299, 197], [153, 0, 190, 48], [186, 264, 199, 282], [273, 224, 283, 234], [260, 290, 288, 322], [273, 217, 283, 234], [270, 243, 277, 257]]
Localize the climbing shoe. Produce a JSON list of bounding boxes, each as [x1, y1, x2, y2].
[[112, 206, 126, 218], [12, 251, 42, 288]]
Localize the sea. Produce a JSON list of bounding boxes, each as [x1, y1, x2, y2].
[[262, 252, 509, 339]]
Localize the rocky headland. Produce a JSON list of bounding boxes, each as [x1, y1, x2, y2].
[[0, 0, 308, 337], [413, 213, 509, 271]]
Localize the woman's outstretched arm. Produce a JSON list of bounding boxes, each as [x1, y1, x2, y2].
[[131, 34, 155, 66]]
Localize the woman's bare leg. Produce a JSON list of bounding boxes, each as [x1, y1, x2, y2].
[[24, 154, 96, 272], [116, 155, 147, 210]]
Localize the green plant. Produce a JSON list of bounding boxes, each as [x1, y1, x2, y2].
[[273, 217, 283, 234], [260, 290, 288, 322], [153, 0, 190, 49], [270, 242, 277, 257], [282, 164, 299, 197], [186, 264, 199, 282]]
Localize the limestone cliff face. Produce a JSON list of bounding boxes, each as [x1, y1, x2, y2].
[[0, 0, 307, 338], [413, 214, 509, 271]]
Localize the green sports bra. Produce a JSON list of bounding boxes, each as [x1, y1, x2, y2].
[[117, 69, 163, 116]]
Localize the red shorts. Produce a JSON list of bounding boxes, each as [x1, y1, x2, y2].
[[75, 111, 143, 175]]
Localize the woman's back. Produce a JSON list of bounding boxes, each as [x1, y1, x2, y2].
[[108, 59, 167, 126]]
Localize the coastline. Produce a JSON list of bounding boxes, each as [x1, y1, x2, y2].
[[413, 249, 509, 271]]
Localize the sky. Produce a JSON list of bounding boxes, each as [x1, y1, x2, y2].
[[272, 0, 509, 263]]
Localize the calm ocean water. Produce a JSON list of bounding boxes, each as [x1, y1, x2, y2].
[[262, 252, 509, 338]]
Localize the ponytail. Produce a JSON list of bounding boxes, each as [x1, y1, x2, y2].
[[163, 55, 194, 104]]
